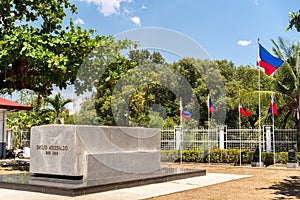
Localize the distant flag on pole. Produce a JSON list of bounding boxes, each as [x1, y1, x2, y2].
[[239, 104, 252, 116], [268, 94, 278, 116], [207, 96, 216, 113], [179, 98, 191, 121], [179, 109, 192, 120], [257, 43, 284, 76]]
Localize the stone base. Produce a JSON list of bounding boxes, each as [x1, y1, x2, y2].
[[251, 162, 264, 167], [30, 125, 161, 180], [286, 162, 299, 169], [86, 151, 160, 180], [0, 168, 206, 197]]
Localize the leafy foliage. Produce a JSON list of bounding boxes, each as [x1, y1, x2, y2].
[[7, 91, 73, 129], [95, 50, 177, 127], [74, 95, 99, 125], [0, 0, 132, 95], [287, 10, 300, 32], [44, 93, 72, 124], [92, 49, 274, 129], [161, 149, 295, 165], [270, 37, 300, 149]]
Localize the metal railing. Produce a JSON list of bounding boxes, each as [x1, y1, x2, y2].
[[161, 127, 297, 152], [6, 128, 298, 152]]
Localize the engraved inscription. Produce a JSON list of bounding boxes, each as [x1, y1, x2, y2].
[[36, 145, 68, 156], [36, 145, 47, 150]]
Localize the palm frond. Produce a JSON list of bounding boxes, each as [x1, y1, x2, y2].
[[272, 37, 298, 88], [240, 90, 295, 103], [254, 113, 268, 127], [270, 75, 291, 91], [271, 38, 284, 59]]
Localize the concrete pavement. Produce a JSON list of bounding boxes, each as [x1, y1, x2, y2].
[[0, 173, 251, 200]]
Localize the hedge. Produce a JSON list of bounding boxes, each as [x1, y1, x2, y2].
[[161, 149, 300, 165]]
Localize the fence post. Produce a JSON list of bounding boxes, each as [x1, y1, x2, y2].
[[175, 126, 182, 150], [218, 125, 226, 150], [265, 126, 272, 152], [0, 110, 7, 159], [174, 126, 183, 164], [7, 130, 13, 150]]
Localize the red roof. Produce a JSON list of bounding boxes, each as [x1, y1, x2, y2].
[[0, 97, 34, 111]]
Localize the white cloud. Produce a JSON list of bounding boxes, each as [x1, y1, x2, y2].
[[237, 40, 252, 46], [79, 0, 131, 16], [141, 5, 147, 9], [131, 16, 141, 25], [75, 17, 85, 25]]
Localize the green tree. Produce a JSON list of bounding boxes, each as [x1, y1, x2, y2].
[[95, 50, 174, 127], [7, 91, 53, 130], [0, 1, 131, 96], [171, 58, 228, 128], [287, 10, 300, 32], [74, 95, 99, 125], [93, 50, 281, 130], [126, 50, 179, 127], [270, 37, 300, 149], [44, 93, 72, 124], [232, 64, 274, 128], [95, 58, 136, 126]]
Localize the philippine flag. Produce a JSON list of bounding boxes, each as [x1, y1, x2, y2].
[[258, 43, 284, 76], [239, 104, 252, 116], [180, 109, 192, 120], [268, 94, 278, 116], [207, 96, 216, 113]]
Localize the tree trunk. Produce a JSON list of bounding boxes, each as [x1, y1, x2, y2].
[[297, 119, 300, 151], [297, 93, 300, 152]]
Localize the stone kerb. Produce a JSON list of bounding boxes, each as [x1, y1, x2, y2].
[[30, 125, 161, 180]]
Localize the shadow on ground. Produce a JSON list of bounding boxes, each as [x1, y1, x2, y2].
[[261, 176, 300, 199]]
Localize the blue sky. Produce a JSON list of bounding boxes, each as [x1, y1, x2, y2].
[[71, 0, 300, 67]]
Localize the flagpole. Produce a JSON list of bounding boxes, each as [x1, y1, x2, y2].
[[258, 38, 262, 167], [179, 97, 183, 164], [272, 93, 276, 166], [207, 95, 210, 164], [239, 92, 242, 166], [180, 97, 183, 127]]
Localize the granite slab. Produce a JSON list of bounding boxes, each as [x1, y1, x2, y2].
[[0, 168, 206, 196]]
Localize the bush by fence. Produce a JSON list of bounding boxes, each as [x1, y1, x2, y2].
[[161, 149, 300, 165]]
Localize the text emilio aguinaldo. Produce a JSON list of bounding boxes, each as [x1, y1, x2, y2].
[[36, 145, 68, 156]]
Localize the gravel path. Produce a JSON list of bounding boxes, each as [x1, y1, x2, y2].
[[147, 163, 300, 200]]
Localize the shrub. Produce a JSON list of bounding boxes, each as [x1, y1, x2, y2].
[[262, 152, 274, 166], [161, 150, 179, 162], [161, 149, 295, 164], [277, 152, 288, 164], [241, 150, 253, 164]]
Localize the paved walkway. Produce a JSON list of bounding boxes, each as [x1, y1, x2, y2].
[[0, 173, 251, 200]]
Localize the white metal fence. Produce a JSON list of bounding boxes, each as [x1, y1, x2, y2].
[[161, 127, 297, 152], [6, 129, 30, 150], [6, 128, 298, 152]]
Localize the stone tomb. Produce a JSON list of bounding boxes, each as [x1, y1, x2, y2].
[[0, 125, 206, 196], [30, 125, 161, 179]]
